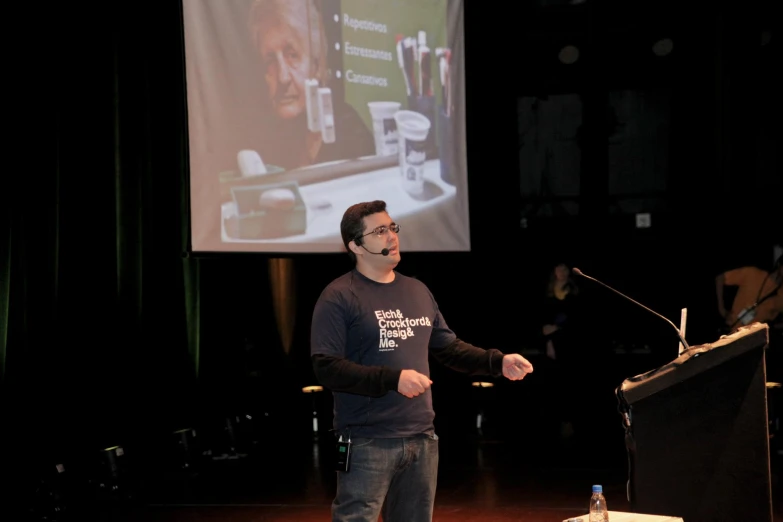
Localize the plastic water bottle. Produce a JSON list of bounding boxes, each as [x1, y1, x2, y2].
[[589, 484, 609, 522]]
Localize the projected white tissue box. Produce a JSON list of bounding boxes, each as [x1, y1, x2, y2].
[[226, 181, 307, 240], [219, 165, 286, 203]]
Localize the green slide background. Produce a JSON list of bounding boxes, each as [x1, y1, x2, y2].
[[339, 0, 448, 133]]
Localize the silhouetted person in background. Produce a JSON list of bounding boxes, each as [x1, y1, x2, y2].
[[715, 255, 783, 334], [541, 262, 583, 442]]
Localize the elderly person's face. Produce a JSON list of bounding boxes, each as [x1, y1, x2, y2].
[[257, 15, 312, 120]]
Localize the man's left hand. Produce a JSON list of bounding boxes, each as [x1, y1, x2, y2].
[[502, 354, 534, 381]]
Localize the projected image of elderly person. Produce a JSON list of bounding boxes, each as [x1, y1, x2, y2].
[[249, 0, 373, 170]]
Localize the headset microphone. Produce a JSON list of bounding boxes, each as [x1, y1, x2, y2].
[[362, 245, 389, 256], [355, 236, 390, 256]]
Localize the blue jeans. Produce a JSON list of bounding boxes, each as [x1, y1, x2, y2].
[[332, 434, 439, 522]]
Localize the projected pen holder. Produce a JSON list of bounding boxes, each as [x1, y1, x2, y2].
[[438, 106, 454, 185], [228, 181, 307, 240], [407, 94, 437, 159]]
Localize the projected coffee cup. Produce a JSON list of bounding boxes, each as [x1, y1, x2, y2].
[[394, 110, 432, 197], [367, 101, 401, 156]]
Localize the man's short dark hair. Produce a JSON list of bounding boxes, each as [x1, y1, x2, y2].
[[340, 200, 387, 262]]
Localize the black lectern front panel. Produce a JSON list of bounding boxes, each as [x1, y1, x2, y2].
[[617, 323, 772, 522]]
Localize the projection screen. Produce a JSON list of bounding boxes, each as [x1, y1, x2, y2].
[[182, 0, 470, 253]]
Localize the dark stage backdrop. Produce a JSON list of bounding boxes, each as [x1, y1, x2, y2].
[[2, 0, 202, 469], [1, 1, 780, 515]]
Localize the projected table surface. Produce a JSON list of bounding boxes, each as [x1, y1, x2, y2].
[[221, 159, 456, 244]]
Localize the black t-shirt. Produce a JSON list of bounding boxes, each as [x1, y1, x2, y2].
[[311, 269, 458, 438]]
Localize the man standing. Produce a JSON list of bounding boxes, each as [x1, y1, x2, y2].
[[310, 200, 534, 522]]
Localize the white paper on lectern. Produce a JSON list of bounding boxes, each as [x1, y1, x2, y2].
[[563, 511, 683, 522], [678, 307, 687, 355]]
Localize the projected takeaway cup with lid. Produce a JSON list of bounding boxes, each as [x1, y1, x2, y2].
[[394, 110, 432, 197], [367, 101, 401, 157]]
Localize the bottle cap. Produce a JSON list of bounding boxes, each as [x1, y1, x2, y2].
[[592, 484, 603, 494]]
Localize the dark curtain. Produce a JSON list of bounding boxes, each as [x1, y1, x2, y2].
[[0, 1, 202, 498], [0, 212, 8, 382]]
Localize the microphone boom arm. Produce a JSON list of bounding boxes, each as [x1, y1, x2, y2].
[[573, 268, 689, 350]]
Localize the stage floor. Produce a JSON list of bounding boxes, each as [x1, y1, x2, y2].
[[49, 434, 782, 522]]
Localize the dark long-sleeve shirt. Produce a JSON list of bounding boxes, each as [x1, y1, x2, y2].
[[312, 339, 505, 397]]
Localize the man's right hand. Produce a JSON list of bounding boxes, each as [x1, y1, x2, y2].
[[398, 369, 432, 398]]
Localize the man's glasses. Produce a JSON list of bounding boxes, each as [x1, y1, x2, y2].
[[358, 223, 401, 240]]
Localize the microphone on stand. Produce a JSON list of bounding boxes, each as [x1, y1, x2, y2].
[[572, 267, 689, 350]]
